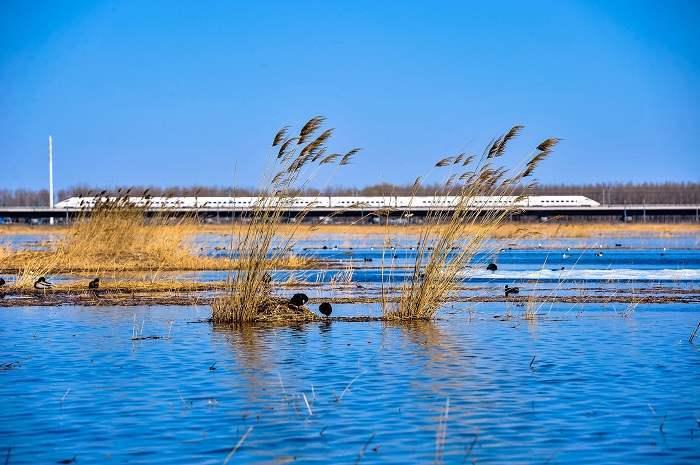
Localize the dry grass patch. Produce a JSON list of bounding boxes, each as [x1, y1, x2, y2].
[[0, 195, 316, 288], [5, 218, 699, 241], [161, 221, 700, 240]]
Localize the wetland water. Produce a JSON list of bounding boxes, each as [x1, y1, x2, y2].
[[1, 305, 699, 464], [1, 233, 699, 463]]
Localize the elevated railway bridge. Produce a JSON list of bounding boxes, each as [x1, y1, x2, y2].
[[1, 204, 698, 223]]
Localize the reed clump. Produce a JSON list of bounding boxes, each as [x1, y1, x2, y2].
[[383, 126, 558, 320], [212, 116, 361, 324], [1, 194, 317, 288], [61, 195, 199, 269], [4, 194, 198, 286], [523, 299, 538, 320]]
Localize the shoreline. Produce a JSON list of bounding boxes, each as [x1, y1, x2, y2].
[[1, 286, 698, 307], [2, 222, 699, 238]]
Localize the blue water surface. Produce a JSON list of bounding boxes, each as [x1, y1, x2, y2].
[[1, 304, 699, 464]]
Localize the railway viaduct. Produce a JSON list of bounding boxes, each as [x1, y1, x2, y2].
[[1, 204, 699, 223]]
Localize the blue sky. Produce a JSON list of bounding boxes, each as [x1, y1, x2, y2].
[[1, 0, 699, 192]]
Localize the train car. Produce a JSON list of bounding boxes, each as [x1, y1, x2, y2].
[[406, 196, 459, 208], [194, 196, 332, 209], [526, 196, 600, 207], [329, 196, 394, 208], [55, 197, 82, 208], [465, 196, 523, 208], [287, 196, 331, 208]]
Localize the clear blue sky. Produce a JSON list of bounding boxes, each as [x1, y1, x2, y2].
[[1, 0, 699, 192]]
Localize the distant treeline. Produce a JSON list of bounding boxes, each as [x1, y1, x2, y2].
[[1, 182, 698, 206]]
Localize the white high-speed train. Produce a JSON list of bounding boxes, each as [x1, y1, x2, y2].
[[55, 195, 600, 209]]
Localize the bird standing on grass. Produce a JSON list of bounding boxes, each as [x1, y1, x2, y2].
[[289, 293, 309, 307], [504, 285, 519, 297], [34, 277, 53, 289], [88, 278, 100, 289], [319, 302, 332, 317], [486, 263, 498, 272]]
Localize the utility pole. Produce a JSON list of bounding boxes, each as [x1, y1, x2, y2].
[[48, 135, 54, 225]]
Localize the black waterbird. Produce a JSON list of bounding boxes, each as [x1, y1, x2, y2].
[[34, 277, 53, 289], [319, 302, 333, 317], [486, 263, 498, 272], [0, 277, 5, 287], [289, 293, 309, 307], [504, 285, 519, 297], [88, 278, 100, 289]]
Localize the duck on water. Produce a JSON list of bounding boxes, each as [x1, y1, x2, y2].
[[319, 302, 332, 317], [505, 285, 520, 297], [34, 277, 53, 289]]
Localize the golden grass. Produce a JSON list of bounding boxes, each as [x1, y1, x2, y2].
[[383, 126, 558, 320], [241, 222, 698, 238], [0, 196, 316, 288], [1, 249, 314, 292], [5, 222, 697, 240], [0, 248, 313, 274], [0, 224, 71, 235]]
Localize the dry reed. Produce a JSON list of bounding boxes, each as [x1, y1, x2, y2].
[[211, 116, 361, 324], [383, 126, 558, 319]]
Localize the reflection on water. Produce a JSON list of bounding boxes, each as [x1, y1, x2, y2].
[[1, 304, 699, 464]]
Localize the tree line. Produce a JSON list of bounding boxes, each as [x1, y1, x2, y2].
[[1, 182, 698, 206]]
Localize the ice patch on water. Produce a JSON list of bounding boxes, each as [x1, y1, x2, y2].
[[460, 268, 700, 282]]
